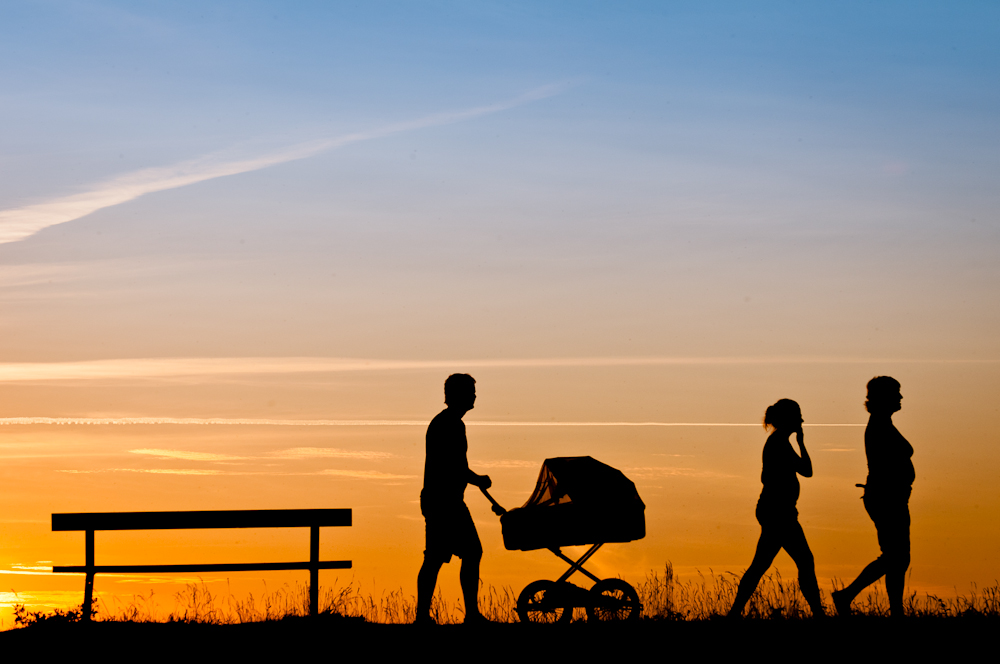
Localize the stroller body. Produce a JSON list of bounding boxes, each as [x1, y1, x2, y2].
[[490, 456, 646, 622]]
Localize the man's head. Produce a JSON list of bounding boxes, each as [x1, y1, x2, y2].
[[444, 373, 476, 411]]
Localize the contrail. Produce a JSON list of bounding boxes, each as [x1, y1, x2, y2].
[[0, 83, 570, 244]]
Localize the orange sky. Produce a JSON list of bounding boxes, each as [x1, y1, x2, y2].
[[1, 359, 998, 624]]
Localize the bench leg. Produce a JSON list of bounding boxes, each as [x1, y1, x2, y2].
[[83, 529, 95, 621], [310, 525, 319, 616], [83, 572, 95, 621]]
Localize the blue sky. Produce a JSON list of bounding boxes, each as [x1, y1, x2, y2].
[[1, 1, 998, 362]]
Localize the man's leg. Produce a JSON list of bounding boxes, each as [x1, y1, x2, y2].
[[455, 503, 485, 623], [460, 551, 483, 621], [416, 557, 444, 622]]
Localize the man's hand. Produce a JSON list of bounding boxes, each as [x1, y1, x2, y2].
[[473, 474, 492, 490]]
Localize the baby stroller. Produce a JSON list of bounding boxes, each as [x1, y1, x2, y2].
[[481, 456, 646, 623]]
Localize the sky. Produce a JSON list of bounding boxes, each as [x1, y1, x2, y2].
[[1, 1, 999, 623]]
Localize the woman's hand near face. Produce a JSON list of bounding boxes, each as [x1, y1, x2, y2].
[[795, 423, 812, 477]]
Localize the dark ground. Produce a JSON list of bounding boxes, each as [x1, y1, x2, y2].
[[1, 615, 992, 659]]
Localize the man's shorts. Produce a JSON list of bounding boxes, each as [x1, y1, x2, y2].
[[421, 493, 483, 564]]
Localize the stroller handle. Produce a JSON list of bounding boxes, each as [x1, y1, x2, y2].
[[479, 486, 507, 516]]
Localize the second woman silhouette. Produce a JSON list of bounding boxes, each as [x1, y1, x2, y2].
[[728, 399, 825, 617], [831, 376, 913, 617]]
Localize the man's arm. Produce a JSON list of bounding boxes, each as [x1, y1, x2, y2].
[[467, 468, 491, 490]]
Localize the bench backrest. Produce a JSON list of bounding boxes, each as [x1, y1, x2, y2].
[[52, 508, 352, 531]]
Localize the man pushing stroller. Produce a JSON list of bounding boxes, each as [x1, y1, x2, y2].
[[415, 373, 493, 625]]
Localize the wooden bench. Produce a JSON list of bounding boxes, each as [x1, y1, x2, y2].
[[52, 509, 352, 620]]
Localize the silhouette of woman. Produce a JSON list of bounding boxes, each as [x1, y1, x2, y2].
[[728, 399, 825, 617], [832, 376, 913, 617]]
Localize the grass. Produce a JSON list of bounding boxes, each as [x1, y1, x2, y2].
[[636, 564, 1000, 620], [6, 569, 998, 662], [10, 563, 1000, 627]]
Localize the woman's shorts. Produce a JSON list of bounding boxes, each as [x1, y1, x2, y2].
[[863, 492, 910, 562]]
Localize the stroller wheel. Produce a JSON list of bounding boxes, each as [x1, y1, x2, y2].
[[516, 580, 572, 624], [586, 578, 641, 622]]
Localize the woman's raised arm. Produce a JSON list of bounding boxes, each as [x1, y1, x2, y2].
[[795, 427, 813, 477]]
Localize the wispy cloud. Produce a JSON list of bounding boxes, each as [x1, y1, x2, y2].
[[272, 447, 395, 460], [128, 448, 247, 461], [0, 84, 569, 244], [626, 466, 737, 479], [0, 264, 82, 289], [57, 468, 224, 475], [127, 446, 395, 460], [0, 355, 993, 384], [0, 416, 428, 426], [9, 564, 52, 572], [56, 466, 413, 478], [1, 416, 864, 427], [472, 459, 539, 468], [0, 568, 53, 577], [320, 469, 416, 480]]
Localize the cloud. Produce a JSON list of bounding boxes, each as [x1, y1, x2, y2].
[[56, 466, 412, 478], [0, 84, 570, 244], [0, 416, 427, 425], [9, 565, 52, 572], [0, 569, 53, 577], [320, 469, 416, 480], [0, 354, 992, 384], [0, 263, 82, 289], [626, 466, 737, 479], [1, 416, 865, 427], [57, 468, 224, 475], [471, 459, 538, 468], [129, 448, 247, 461], [271, 447, 395, 460]]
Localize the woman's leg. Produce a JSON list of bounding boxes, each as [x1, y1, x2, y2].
[[782, 521, 825, 616], [833, 496, 909, 616], [834, 558, 886, 613], [879, 502, 911, 617], [729, 527, 782, 617]]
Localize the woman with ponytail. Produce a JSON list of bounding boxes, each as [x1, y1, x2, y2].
[[728, 399, 825, 617]]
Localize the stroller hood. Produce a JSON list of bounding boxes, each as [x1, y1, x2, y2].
[[500, 456, 645, 551]]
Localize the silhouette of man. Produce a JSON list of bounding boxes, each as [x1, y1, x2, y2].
[[415, 373, 492, 625]]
